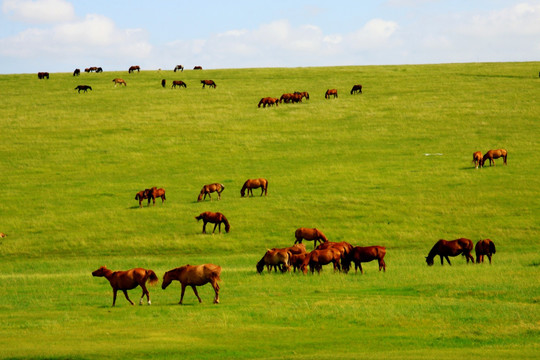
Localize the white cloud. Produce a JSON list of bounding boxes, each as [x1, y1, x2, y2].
[[347, 19, 399, 50], [3, 0, 75, 24]]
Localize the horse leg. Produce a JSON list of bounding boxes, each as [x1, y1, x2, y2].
[[112, 289, 118, 306], [488, 254, 492, 264], [123, 290, 134, 305], [202, 221, 207, 234], [212, 281, 220, 304], [213, 223, 219, 233], [191, 285, 202, 303], [359, 263, 364, 274], [179, 284, 186, 304], [445, 256, 452, 265], [140, 284, 150, 305]]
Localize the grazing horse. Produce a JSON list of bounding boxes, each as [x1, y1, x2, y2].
[[145, 187, 166, 206], [258, 97, 279, 108], [300, 248, 342, 274], [92, 266, 158, 306], [73, 68, 80, 76], [267, 244, 307, 272], [96, 67, 103, 73], [128, 65, 140, 73], [342, 246, 386, 274], [473, 151, 483, 169], [294, 228, 328, 248], [172, 80, 187, 88], [195, 211, 230, 233], [475, 239, 496, 264], [112, 78, 127, 87], [201, 80, 216, 88], [316, 241, 354, 259], [325, 89, 338, 99], [161, 79, 166, 88], [162, 264, 221, 304], [193, 66, 203, 70], [174, 65, 184, 72], [350, 84, 363, 94], [240, 178, 268, 197], [135, 190, 148, 208], [426, 238, 475, 266], [290, 253, 308, 272], [295, 91, 310, 100], [197, 183, 225, 201], [482, 149, 507, 167], [37, 72, 49, 79], [256, 248, 292, 273], [280, 93, 302, 103], [280, 93, 293, 103], [75, 85, 92, 93]]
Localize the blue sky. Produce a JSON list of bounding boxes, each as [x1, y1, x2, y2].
[[1, 0, 539, 73]]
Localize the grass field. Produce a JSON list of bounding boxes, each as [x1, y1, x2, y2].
[[0, 62, 539, 359]]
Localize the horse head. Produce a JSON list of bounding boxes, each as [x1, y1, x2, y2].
[[256, 259, 265, 274], [161, 271, 173, 289], [425, 257, 434, 266]]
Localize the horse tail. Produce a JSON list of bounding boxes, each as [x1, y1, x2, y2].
[[222, 215, 231, 233], [489, 240, 496, 254], [209, 265, 222, 290], [135, 194, 140, 200], [220, 183, 225, 191], [146, 270, 159, 286]]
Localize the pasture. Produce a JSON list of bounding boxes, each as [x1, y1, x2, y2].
[[0, 62, 539, 359]]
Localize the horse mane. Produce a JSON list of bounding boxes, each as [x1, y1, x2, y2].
[[221, 214, 230, 233]]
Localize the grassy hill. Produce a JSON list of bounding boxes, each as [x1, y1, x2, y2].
[[0, 62, 539, 359]]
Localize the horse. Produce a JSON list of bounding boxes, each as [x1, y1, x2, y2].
[[280, 93, 293, 103], [128, 65, 140, 73], [266, 244, 306, 272], [162, 264, 221, 304], [201, 80, 216, 88], [112, 78, 127, 87], [0, 233, 6, 238], [342, 246, 386, 274], [258, 97, 279, 108], [37, 72, 49, 79], [193, 66, 203, 70], [294, 228, 329, 248], [295, 91, 309, 100], [73, 68, 80, 76], [195, 211, 230, 233], [172, 80, 187, 88], [161, 79, 166, 88], [197, 183, 225, 201], [87, 67, 98, 72], [290, 93, 303, 103], [473, 151, 483, 169], [84, 68, 91, 73], [75, 85, 92, 93], [425, 238, 475, 266], [316, 241, 354, 259], [144, 187, 166, 206], [325, 89, 338, 99], [482, 149, 507, 167], [92, 266, 158, 306], [290, 253, 308, 272], [475, 239, 496, 264], [350, 84, 362, 94], [300, 248, 342, 274], [256, 248, 291, 273], [96, 67, 103, 73], [174, 65, 184, 72], [135, 190, 148, 208], [240, 178, 268, 197]]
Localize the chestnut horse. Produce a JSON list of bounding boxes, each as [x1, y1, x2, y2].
[[473, 151, 483, 169], [145, 187, 166, 206], [112, 78, 126, 87], [294, 228, 328, 248], [162, 264, 221, 304], [350, 84, 362, 94], [92, 266, 158, 306], [161, 79, 166, 88], [426, 238, 475, 266], [325, 89, 338, 99], [75, 85, 92, 93], [265, 243, 306, 272], [295, 91, 309, 100], [135, 190, 148, 208], [195, 211, 230, 233], [256, 248, 292, 273], [174, 65, 184, 72], [128, 65, 140, 73], [482, 149, 507, 166], [300, 248, 342, 274], [240, 178, 268, 197], [342, 246, 386, 274], [316, 241, 353, 259], [201, 80, 216, 88], [172, 80, 187, 88], [290, 253, 308, 272], [475, 239, 496, 264], [258, 97, 279, 108], [197, 183, 225, 201]]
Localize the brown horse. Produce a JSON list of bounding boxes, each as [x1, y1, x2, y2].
[[128, 65, 140, 73], [325, 89, 338, 99], [135, 190, 148, 208], [0, 232, 6, 238], [195, 211, 230, 233], [193, 66, 203, 70], [73, 68, 80, 76], [96, 67, 103, 73], [172, 80, 187, 88], [112, 78, 126, 87], [161, 79, 166, 88], [300, 248, 342, 274], [174, 65, 184, 72], [475, 239, 496, 264], [256, 248, 292, 273], [197, 183, 225, 201], [295, 91, 309, 100], [240, 178, 268, 197], [350, 84, 362, 94], [92, 266, 158, 306], [258, 97, 279, 108], [201, 79, 216, 88], [280, 93, 294, 103], [426, 238, 475, 266], [265, 243, 306, 272], [162, 264, 221, 304], [473, 151, 483, 169], [342, 246, 386, 274], [75, 85, 92, 93], [37, 72, 49, 79], [144, 187, 166, 206], [482, 149, 507, 166], [290, 253, 308, 272], [316, 241, 353, 259], [294, 228, 328, 248]]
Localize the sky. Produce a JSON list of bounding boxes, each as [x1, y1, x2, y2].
[[0, 0, 539, 73]]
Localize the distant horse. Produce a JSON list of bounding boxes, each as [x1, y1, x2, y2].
[[73, 69, 80, 76], [145, 187, 166, 206], [84, 68, 91, 73], [475, 239, 496, 264], [482, 149, 507, 166], [294, 228, 329, 248], [162, 264, 221, 304], [256, 248, 291, 273], [37, 72, 49, 79], [473, 151, 483, 169], [161, 79, 166, 88], [86, 67, 98, 72], [280, 93, 293, 103], [112, 78, 127, 87], [92, 266, 158, 306], [350, 84, 362, 94], [280, 93, 302, 103], [96, 67, 103, 73], [201, 80, 216, 88], [195, 211, 230, 233], [193, 66, 203, 70], [240, 178, 268, 197], [0, 233, 6, 238], [128, 65, 140, 73], [172, 80, 187, 88], [258, 97, 279, 108], [174, 65, 184, 72], [300, 248, 342, 274], [197, 183, 225, 201], [426, 238, 475, 266], [135, 190, 148, 208], [325, 89, 338, 99], [342, 246, 386, 274], [75, 85, 92, 93], [295, 91, 309, 100]]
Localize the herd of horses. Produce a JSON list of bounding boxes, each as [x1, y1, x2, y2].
[[473, 149, 508, 168], [258, 85, 361, 107]]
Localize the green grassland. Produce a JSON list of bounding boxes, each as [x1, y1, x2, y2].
[[0, 62, 539, 359]]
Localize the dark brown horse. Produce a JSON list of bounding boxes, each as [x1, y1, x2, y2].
[[145, 187, 166, 206], [162, 264, 221, 304], [342, 246, 386, 274], [193, 66, 203, 70], [426, 238, 475, 266], [197, 183, 225, 201], [482, 149, 507, 166], [240, 178, 268, 197], [473, 151, 483, 169], [135, 190, 148, 208], [37, 72, 49, 79], [174, 65, 184, 72], [325, 89, 338, 99], [73, 68, 80, 76], [350, 84, 362, 94], [195, 211, 230, 233], [256, 248, 292, 273], [201, 79, 216, 88], [172, 80, 187, 88], [294, 228, 328, 248], [161, 79, 166, 88], [75, 85, 92, 93], [92, 266, 158, 306], [96, 67, 103, 73], [475, 239, 496, 264], [128, 65, 140, 73], [258, 97, 279, 108], [86, 67, 98, 72], [112, 78, 127, 87], [300, 248, 342, 274]]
